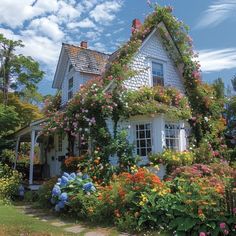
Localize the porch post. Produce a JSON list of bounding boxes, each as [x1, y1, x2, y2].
[[14, 136, 21, 169], [29, 129, 36, 185]]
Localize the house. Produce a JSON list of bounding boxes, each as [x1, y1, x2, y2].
[[13, 18, 190, 186]]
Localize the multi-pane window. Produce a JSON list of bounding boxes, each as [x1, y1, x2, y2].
[[136, 123, 152, 157], [68, 77, 73, 100], [165, 123, 180, 151], [152, 61, 164, 86], [58, 133, 63, 152]]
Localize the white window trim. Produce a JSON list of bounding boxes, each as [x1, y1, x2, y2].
[[164, 122, 181, 151], [130, 119, 154, 158], [68, 77, 73, 100], [148, 58, 166, 87]]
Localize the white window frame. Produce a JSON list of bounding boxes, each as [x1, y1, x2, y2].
[[148, 59, 166, 87], [68, 77, 73, 100], [57, 133, 63, 152], [135, 123, 153, 157], [164, 123, 180, 151]]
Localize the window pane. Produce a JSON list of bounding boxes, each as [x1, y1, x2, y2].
[[165, 123, 180, 151], [68, 77, 73, 90], [152, 62, 164, 87]]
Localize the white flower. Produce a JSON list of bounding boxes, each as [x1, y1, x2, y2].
[[204, 117, 209, 122]]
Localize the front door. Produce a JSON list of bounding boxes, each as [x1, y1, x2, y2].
[[55, 133, 65, 176]]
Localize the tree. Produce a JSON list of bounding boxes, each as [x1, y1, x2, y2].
[[212, 78, 225, 99], [0, 34, 44, 105], [231, 75, 236, 92]]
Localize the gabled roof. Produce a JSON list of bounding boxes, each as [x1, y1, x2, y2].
[[64, 43, 109, 75], [52, 43, 110, 89]]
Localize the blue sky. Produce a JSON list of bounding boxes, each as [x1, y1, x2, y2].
[[0, 0, 236, 95]]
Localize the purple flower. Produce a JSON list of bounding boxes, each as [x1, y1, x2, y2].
[[58, 201, 65, 209]]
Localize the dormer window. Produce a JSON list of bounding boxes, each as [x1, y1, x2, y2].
[[68, 77, 73, 100], [152, 61, 164, 86], [68, 64, 73, 72]]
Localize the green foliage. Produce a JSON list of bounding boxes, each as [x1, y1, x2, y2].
[[0, 163, 22, 200], [124, 86, 191, 120], [36, 177, 57, 208], [0, 33, 44, 105], [0, 104, 19, 135], [0, 149, 15, 165], [149, 149, 195, 174]]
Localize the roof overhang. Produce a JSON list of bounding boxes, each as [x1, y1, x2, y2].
[[52, 44, 69, 89]]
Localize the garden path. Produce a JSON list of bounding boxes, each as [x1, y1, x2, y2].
[[15, 205, 132, 236]]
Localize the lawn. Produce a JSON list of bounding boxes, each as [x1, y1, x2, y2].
[[0, 203, 74, 236]]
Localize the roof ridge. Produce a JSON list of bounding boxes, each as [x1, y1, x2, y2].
[[62, 42, 111, 56]]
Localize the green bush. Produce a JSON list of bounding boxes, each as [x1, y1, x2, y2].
[[0, 149, 15, 165], [36, 177, 57, 208], [0, 164, 22, 200]]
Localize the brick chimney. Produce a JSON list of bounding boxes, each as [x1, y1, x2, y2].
[[132, 18, 142, 33], [80, 41, 88, 48]]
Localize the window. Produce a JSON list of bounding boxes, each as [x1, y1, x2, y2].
[[165, 123, 180, 151], [136, 123, 152, 157], [68, 77, 73, 100], [152, 61, 164, 86], [58, 133, 63, 152], [68, 64, 73, 72]]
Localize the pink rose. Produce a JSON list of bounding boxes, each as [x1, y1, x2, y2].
[[199, 232, 206, 236], [220, 222, 226, 229]]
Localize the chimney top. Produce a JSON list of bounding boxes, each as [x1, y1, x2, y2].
[[132, 19, 142, 30], [80, 41, 88, 48]]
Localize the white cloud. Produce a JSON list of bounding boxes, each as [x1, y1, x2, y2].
[[90, 42, 107, 52], [90, 0, 123, 23], [196, 0, 236, 29], [67, 18, 96, 29], [0, 0, 58, 28], [198, 48, 236, 72], [29, 17, 64, 41]]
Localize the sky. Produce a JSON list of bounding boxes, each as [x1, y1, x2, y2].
[[0, 0, 236, 95]]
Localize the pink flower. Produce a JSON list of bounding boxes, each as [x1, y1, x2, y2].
[[220, 222, 226, 229], [223, 230, 229, 235], [199, 232, 206, 236]]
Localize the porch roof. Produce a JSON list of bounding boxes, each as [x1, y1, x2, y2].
[[12, 118, 46, 142]]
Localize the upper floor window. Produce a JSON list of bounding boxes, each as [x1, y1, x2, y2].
[[68, 77, 73, 100], [165, 123, 180, 151], [68, 64, 73, 72], [136, 123, 152, 157], [152, 61, 164, 86]]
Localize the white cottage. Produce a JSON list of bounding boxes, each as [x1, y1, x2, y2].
[[13, 19, 189, 186]]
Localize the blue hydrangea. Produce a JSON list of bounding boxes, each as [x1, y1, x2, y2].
[[60, 192, 68, 202], [58, 200, 65, 209], [52, 185, 61, 196], [82, 174, 89, 180], [83, 182, 94, 192], [60, 176, 69, 187], [70, 173, 76, 179], [63, 172, 70, 178], [50, 198, 56, 204], [55, 204, 60, 212]]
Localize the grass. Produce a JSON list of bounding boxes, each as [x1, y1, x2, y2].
[[0, 203, 74, 236]]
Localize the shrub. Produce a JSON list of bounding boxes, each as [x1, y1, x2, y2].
[[36, 177, 58, 208], [140, 163, 236, 235], [149, 149, 195, 174], [51, 172, 96, 212], [0, 164, 22, 200], [94, 168, 167, 231], [0, 149, 15, 165], [61, 156, 83, 173]]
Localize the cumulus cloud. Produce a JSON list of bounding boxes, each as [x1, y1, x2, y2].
[[90, 0, 123, 24], [29, 17, 64, 41], [196, 0, 236, 29], [198, 48, 236, 72], [67, 18, 96, 29]]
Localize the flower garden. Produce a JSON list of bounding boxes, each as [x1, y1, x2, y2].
[[0, 3, 236, 236]]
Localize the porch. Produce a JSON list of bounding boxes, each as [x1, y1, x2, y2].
[[13, 119, 50, 190]]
